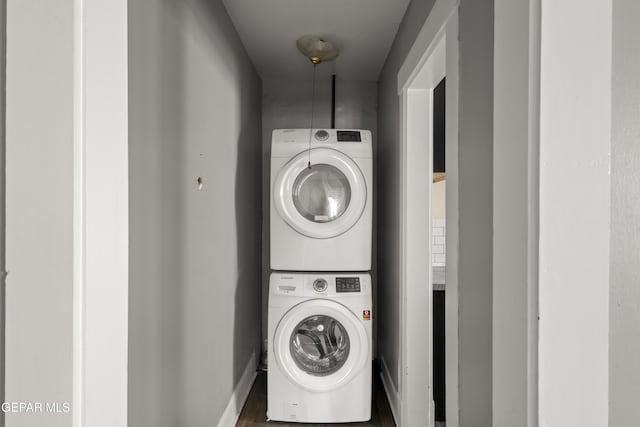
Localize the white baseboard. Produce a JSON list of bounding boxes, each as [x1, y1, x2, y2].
[[380, 357, 400, 426], [216, 352, 257, 427]]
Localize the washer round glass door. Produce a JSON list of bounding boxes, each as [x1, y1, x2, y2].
[[274, 148, 366, 238], [290, 315, 350, 376], [274, 299, 368, 392]]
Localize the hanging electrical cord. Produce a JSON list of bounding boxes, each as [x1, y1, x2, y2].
[[296, 35, 339, 169], [307, 63, 317, 169]]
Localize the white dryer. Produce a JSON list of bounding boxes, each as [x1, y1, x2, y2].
[[270, 129, 372, 271], [268, 272, 372, 423]]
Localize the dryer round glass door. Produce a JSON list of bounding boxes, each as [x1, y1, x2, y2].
[[274, 148, 367, 239], [274, 299, 368, 392], [292, 165, 351, 223]]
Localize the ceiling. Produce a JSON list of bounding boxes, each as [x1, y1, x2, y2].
[[222, 0, 411, 81]]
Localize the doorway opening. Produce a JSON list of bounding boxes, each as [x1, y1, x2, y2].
[[432, 76, 446, 424], [395, 2, 459, 425]]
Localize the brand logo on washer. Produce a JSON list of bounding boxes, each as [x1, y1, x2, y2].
[[363, 310, 371, 321]]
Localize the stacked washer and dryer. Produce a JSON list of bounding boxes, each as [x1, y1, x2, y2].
[[268, 128, 373, 423]]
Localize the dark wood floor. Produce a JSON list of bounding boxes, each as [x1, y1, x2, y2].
[[236, 367, 396, 427]]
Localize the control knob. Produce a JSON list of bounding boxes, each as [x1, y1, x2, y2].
[[313, 278, 328, 292], [314, 129, 329, 141]]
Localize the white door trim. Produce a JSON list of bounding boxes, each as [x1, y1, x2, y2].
[[397, 0, 458, 95], [397, 2, 459, 425], [73, 1, 129, 426], [537, 0, 611, 425]]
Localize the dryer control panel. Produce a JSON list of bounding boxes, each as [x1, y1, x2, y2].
[[273, 129, 371, 146], [313, 129, 361, 142], [336, 130, 361, 142]]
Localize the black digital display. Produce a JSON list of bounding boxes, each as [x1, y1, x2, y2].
[[337, 131, 361, 142], [336, 277, 361, 293]]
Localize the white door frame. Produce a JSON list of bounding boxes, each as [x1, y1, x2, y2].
[[397, 1, 459, 426], [537, 0, 611, 425], [73, 1, 129, 426]]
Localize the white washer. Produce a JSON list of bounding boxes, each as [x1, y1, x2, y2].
[[268, 272, 372, 423], [270, 129, 372, 271]]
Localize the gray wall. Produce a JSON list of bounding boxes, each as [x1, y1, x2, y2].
[[610, 0, 640, 425], [378, 1, 494, 425], [0, 0, 6, 424], [377, 0, 436, 393], [4, 1, 74, 426], [261, 76, 377, 350], [456, 3, 495, 426], [128, 0, 262, 426], [262, 76, 378, 133], [493, 0, 537, 426]]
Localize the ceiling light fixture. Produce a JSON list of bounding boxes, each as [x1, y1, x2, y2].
[[296, 35, 339, 169], [296, 35, 339, 64]]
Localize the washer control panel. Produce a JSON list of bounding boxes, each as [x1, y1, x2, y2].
[[270, 273, 371, 298], [312, 278, 328, 293], [336, 277, 361, 293]]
